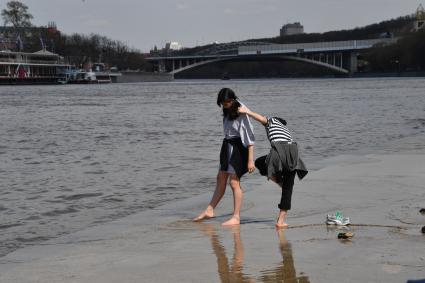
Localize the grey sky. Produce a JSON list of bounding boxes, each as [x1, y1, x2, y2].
[[4, 0, 423, 52]]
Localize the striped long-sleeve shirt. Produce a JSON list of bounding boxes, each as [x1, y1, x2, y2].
[[264, 117, 293, 143]]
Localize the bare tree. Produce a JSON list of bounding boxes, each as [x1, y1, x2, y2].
[[1, 1, 33, 28]]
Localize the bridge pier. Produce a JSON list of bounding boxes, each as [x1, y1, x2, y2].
[[337, 53, 343, 68], [349, 52, 358, 74], [158, 60, 166, 73]]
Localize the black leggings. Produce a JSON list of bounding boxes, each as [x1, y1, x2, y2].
[[255, 156, 296, 210], [277, 170, 296, 210]]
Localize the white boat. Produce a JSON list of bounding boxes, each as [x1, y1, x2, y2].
[[68, 63, 121, 84], [0, 49, 72, 85]]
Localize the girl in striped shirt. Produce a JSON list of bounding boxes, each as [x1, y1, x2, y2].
[[238, 105, 308, 228]]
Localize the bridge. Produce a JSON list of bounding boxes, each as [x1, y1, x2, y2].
[[146, 38, 397, 76]]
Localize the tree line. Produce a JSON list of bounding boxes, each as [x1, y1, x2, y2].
[[254, 16, 414, 44], [1, 1, 150, 71], [364, 28, 425, 72]]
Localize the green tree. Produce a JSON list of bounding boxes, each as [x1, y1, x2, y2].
[[1, 1, 33, 28], [364, 29, 425, 72]]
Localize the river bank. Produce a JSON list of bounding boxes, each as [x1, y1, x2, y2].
[[1, 146, 424, 282]]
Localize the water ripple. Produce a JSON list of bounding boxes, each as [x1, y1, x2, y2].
[[57, 193, 104, 201]]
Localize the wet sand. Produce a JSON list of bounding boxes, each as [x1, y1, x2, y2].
[[1, 150, 424, 283]]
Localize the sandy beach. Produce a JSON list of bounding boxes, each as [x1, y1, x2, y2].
[[1, 148, 424, 283]]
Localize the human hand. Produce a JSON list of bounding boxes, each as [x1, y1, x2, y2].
[[238, 105, 250, 114], [248, 160, 255, 173]]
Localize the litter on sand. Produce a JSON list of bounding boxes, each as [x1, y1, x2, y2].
[[337, 232, 354, 239], [326, 211, 350, 226]]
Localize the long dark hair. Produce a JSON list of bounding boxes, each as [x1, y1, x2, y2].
[[216, 88, 241, 120]]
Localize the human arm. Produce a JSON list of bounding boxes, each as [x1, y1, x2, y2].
[[238, 105, 268, 125], [238, 109, 256, 173], [247, 145, 255, 173]]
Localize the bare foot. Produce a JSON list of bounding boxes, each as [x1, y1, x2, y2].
[[276, 212, 288, 229], [275, 222, 289, 229], [222, 216, 240, 226], [193, 209, 214, 222]]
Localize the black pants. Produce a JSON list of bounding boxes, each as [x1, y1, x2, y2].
[[255, 156, 296, 210], [277, 170, 296, 210]]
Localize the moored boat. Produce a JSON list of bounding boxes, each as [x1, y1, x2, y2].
[[0, 49, 72, 85], [67, 63, 121, 84]]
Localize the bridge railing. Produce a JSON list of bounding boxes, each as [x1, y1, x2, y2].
[[238, 38, 397, 55]]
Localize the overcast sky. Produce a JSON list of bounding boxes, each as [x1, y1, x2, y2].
[[3, 0, 423, 52]]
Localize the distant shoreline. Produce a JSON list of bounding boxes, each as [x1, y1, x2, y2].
[[352, 71, 425, 78], [1, 71, 423, 86], [171, 71, 425, 80]]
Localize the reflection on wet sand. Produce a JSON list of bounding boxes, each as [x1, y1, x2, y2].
[[196, 223, 309, 283], [197, 223, 254, 283], [259, 229, 310, 283]]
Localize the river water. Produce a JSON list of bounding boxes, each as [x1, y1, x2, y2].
[[0, 78, 424, 257]]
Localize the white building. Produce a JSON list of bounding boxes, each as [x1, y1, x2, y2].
[[165, 42, 182, 51], [280, 22, 304, 37]]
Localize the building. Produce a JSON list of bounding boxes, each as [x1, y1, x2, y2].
[[415, 4, 425, 30], [280, 22, 304, 37], [149, 42, 183, 56], [165, 42, 182, 51]]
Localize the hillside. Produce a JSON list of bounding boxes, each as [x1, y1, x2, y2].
[[252, 15, 414, 44], [172, 15, 414, 56]]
